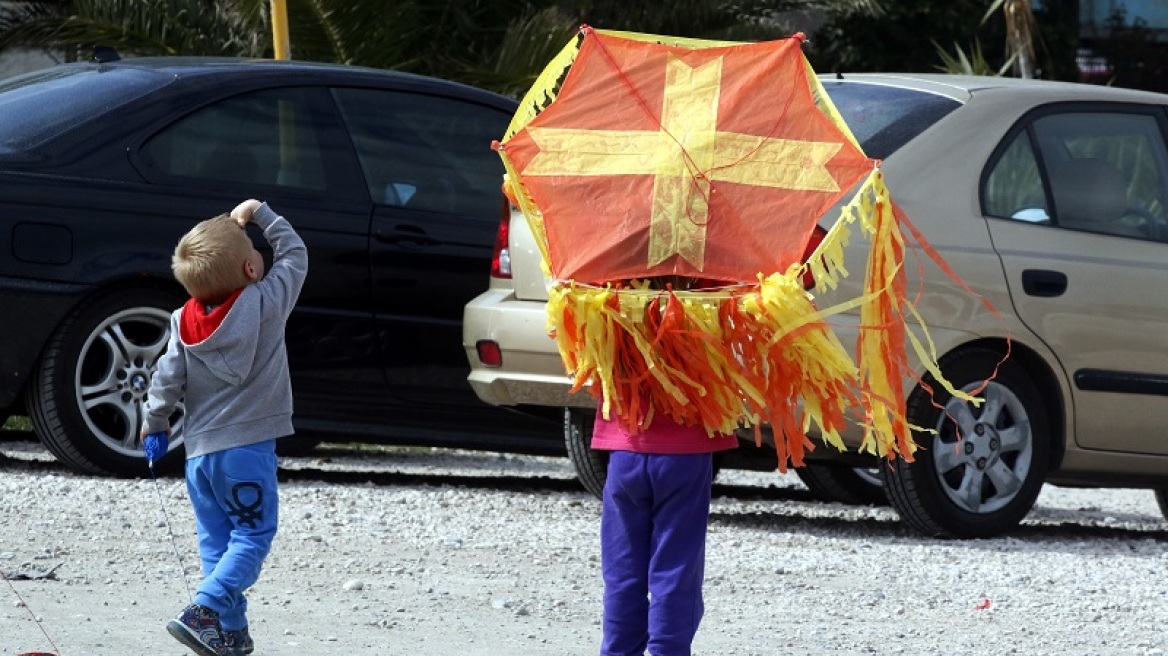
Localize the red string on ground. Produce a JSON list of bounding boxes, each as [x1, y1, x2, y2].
[[1, 567, 61, 656]]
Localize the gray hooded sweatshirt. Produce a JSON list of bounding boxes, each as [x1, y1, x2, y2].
[[143, 203, 307, 458]]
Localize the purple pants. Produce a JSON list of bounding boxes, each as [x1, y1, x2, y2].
[[600, 451, 713, 656]]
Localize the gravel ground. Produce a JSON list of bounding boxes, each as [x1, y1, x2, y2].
[[2, 428, 1168, 656]]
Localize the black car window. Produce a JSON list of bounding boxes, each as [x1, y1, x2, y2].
[[820, 81, 962, 161], [1033, 112, 1168, 242], [139, 87, 337, 192], [984, 131, 1048, 223], [332, 88, 510, 217], [0, 66, 172, 152]]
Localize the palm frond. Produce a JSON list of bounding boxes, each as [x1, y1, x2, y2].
[[982, 0, 1038, 78], [933, 38, 1016, 77], [453, 7, 577, 97], [0, 0, 262, 58]]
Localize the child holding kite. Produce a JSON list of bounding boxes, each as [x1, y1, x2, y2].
[[593, 395, 737, 654], [495, 24, 974, 656]]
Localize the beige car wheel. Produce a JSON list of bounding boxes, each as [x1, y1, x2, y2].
[[882, 348, 1050, 539]]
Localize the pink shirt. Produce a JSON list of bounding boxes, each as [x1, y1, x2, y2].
[[592, 410, 739, 454]]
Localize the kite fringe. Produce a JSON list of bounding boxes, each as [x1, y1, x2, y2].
[[545, 169, 970, 470]]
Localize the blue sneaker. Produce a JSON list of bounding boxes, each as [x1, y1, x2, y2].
[[166, 603, 231, 656], [224, 626, 255, 655]]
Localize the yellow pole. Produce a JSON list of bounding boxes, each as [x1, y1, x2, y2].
[[271, 0, 293, 178], [271, 0, 290, 60]]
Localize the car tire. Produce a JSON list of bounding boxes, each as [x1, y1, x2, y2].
[[1153, 489, 1168, 521], [565, 408, 608, 499], [881, 348, 1050, 539], [27, 287, 184, 477], [795, 464, 889, 506]]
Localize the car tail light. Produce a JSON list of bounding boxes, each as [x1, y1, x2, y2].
[[476, 340, 502, 367], [800, 225, 827, 290], [490, 199, 512, 279]]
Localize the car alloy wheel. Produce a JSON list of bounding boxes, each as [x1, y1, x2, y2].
[[930, 381, 1034, 514], [74, 306, 181, 457], [881, 348, 1050, 539], [27, 287, 184, 476]]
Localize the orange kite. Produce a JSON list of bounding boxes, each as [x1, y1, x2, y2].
[[496, 27, 974, 469]]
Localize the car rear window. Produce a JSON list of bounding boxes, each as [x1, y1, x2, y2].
[[0, 65, 172, 152], [820, 81, 962, 160]]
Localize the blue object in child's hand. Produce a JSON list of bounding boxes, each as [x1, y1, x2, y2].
[[144, 432, 169, 465]]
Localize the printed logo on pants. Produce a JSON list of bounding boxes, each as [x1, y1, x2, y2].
[[225, 482, 264, 528]]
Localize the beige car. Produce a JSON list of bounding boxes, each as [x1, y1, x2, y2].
[[464, 73, 1168, 538]]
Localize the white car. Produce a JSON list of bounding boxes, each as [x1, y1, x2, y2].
[[464, 73, 1168, 538]]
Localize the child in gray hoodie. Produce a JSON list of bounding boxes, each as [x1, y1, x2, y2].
[[141, 198, 307, 656]]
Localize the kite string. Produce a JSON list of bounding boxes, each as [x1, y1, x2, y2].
[[705, 63, 800, 178], [149, 465, 194, 602], [0, 466, 192, 656], [588, 29, 712, 232], [586, 26, 665, 146], [689, 69, 801, 239], [703, 34, 808, 181], [2, 566, 63, 655]]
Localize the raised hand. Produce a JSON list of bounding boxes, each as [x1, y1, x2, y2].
[[230, 199, 263, 228]]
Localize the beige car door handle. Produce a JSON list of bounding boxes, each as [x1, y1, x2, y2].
[[1021, 269, 1067, 297]]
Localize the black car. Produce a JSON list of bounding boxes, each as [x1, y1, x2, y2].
[[0, 55, 556, 476]]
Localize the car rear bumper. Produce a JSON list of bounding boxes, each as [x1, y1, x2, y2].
[[463, 287, 595, 409]]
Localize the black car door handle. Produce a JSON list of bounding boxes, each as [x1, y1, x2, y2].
[[1021, 269, 1067, 297], [374, 226, 437, 247]]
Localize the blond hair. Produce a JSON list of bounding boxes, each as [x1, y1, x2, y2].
[[172, 214, 252, 303]]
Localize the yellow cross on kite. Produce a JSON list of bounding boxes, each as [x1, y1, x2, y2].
[[522, 55, 843, 268]]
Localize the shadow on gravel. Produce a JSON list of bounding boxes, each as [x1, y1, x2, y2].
[[710, 508, 913, 537], [276, 465, 586, 494], [1011, 522, 1168, 542], [276, 462, 821, 502], [0, 456, 62, 475], [713, 483, 818, 503], [710, 506, 1168, 544]]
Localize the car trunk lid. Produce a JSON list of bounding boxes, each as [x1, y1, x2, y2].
[[508, 209, 552, 302]]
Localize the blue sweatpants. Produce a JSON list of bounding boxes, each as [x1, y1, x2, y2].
[[186, 440, 278, 632], [600, 451, 713, 656]]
